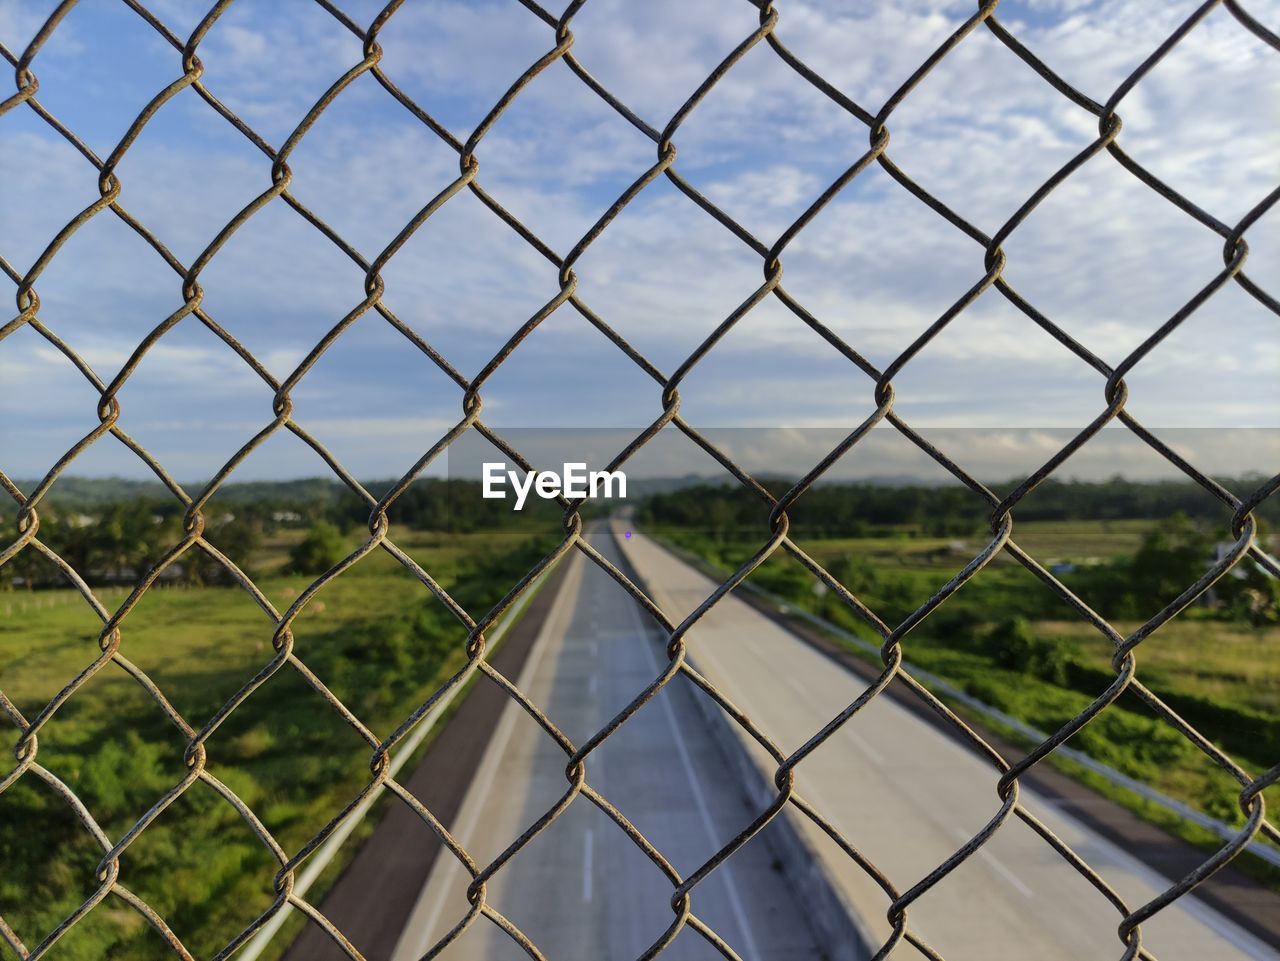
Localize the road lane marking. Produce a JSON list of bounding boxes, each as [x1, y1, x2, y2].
[[848, 731, 885, 766], [782, 674, 887, 766], [951, 827, 1033, 898], [625, 529, 1280, 961], [784, 675, 809, 699], [621, 588, 764, 961], [583, 829, 594, 903]]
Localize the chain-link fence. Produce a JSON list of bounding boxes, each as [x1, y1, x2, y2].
[[2, 1, 1278, 959]]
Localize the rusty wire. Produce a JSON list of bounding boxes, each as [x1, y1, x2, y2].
[[1, 0, 1278, 959]]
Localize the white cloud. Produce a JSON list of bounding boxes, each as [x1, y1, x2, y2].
[[1, 0, 1276, 482]]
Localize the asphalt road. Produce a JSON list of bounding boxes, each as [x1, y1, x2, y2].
[[390, 530, 828, 961], [615, 525, 1280, 961]]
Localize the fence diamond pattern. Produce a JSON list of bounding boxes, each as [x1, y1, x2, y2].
[[2, 1, 1278, 959]]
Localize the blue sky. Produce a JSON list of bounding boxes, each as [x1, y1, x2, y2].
[[1, 0, 1277, 483]]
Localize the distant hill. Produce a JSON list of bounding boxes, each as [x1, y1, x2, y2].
[[9, 476, 350, 509], [7, 471, 1272, 526]]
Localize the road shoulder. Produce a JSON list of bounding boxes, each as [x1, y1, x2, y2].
[[631, 526, 1280, 951], [279, 550, 576, 961]]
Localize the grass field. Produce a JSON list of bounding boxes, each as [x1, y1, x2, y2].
[[781, 522, 1280, 715], [0, 526, 559, 961], [651, 519, 1280, 877], [783, 518, 1153, 565]]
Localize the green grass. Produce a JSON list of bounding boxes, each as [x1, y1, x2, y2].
[[991, 518, 1155, 561], [661, 522, 1280, 711], [0, 526, 559, 961]]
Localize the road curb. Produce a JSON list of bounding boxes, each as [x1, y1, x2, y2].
[[610, 522, 873, 961], [388, 547, 587, 960], [648, 531, 1280, 952], [276, 550, 574, 961]]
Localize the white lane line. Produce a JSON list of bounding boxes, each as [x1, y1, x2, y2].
[[621, 594, 764, 961], [951, 827, 1033, 899], [784, 675, 809, 699], [783, 675, 886, 765], [583, 829, 594, 903], [628, 530, 1280, 960], [588, 674, 598, 697], [848, 731, 885, 766]]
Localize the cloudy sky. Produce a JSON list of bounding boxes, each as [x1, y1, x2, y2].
[[1, 0, 1277, 485]]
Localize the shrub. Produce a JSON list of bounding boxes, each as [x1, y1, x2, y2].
[[984, 617, 1069, 685], [288, 520, 346, 575]]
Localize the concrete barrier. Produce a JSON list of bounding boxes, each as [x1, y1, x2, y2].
[[610, 522, 873, 961]]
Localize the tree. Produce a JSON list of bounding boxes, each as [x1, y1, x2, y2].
[[1127, 512, 1211, 610], [289, 520, 346, 575], [214, 515, 263, 579], [93, 500, 163, 579], [1219, 560, 1280, 625], [176, 514, 264, 586], [984, 616, 1069, 685]]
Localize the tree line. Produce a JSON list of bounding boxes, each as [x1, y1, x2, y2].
[[4, 477, 562, 589], [638, 475, 1279, 538]]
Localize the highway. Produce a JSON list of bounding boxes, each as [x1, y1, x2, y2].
[[614, 525, 1280, 961], [390, 529, 828, 961]]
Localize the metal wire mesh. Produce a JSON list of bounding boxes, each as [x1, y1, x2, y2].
[[2, 1, 1278, 959]]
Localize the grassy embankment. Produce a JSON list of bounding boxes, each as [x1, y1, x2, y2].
[[0, 526, 559, 961], [647, 518, 1280, 882]]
